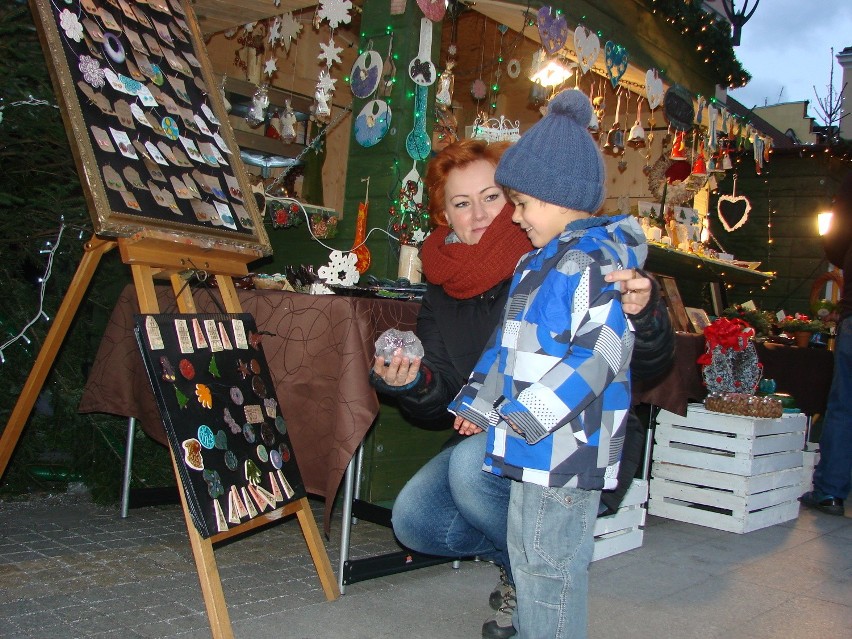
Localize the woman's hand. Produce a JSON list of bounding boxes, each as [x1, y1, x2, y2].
[[372, 348, 422, 387], [453, 416, 483, 436], [605, 268, 653, 316]]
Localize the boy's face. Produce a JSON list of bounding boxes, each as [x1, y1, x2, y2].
[[508, 192, 589, 248]]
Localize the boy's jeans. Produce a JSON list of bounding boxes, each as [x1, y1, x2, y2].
[[508, 482, 599, 639]]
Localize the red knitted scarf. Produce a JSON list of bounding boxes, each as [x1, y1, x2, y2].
[[420, 202, 532, 299]]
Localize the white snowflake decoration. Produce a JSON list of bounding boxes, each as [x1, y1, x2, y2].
[[268, 18, 282, 45], [318, 38, 343, 67], [316, 69, 337, 94], [317, 0, 352, 29], [243, 22, 256, 33], [411, 228, 429, 245], [264, 56, 278, 76], [279, 12, 302, 51], [60, 9, 83, 42], [318, 250, 359, 286]]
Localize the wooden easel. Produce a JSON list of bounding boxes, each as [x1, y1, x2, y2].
[[0, 234, 339, 639]]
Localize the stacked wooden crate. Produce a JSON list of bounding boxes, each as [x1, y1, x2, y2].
[[592, 478, 647, 561], [649, 404, 806, 534]]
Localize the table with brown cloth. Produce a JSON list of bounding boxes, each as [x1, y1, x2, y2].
[[634, 333, 835, 418], [78, 284, 419, 532]]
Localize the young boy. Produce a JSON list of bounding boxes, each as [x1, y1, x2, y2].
[[448, 89, 647, 639]]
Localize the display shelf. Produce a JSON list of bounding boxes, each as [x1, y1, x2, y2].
[[646, 243, 774, 286]]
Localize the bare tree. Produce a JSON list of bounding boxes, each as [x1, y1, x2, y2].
[[813, 47, 848, 145]]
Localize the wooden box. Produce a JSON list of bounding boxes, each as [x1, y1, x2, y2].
[[649, 404, 806, 533], [592, 479, 647, 561], [653, 405, 806, 476]]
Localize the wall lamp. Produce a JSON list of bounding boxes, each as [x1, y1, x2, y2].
[[817, 211, 833, 236]]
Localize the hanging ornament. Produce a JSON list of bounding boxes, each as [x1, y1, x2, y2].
[[717, 174, 751, 232], [573, 26, 600, 75], [405, 85, 431, 160], [350, 45, 383, 98], [645, 68, 664, 111], [692, 139, 707, 176], [604, 41, 628, 88], [627, 94, 646, 149], [471, 78, 487, 101], [753, 135, 765, 175], [355, 99, 392, 147], [316, 0, 352, 29], [436, 60, 455, 111], [506, 58, 521, 79], [408, 18, 437, 86], [245, 83, 269, 127], [351, 178, 372, 273], [378, 35, 396, 98], [280, 99, 297, 143], [416, 0, 446, 22], [537, 6, 568, 55]]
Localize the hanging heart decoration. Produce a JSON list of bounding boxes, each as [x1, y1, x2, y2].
[[573, 26, 600, 75], [416, 0, 446, 21], [604, 41, 628, 88], [537, 6, 568, 55], [717, 195, 751, 232], [645, 68, 664, 110]]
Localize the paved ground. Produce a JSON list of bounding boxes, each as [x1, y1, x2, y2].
[[0, 491, 850, 639]]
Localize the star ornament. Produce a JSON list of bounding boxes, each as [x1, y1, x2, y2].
[[268, 18, 282, 45], [264, 56, 278, 77], [318, 38, 343, 67], [279, 12, 302, 51], [317, 69, 337, 94]]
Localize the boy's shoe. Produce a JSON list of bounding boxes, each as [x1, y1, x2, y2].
[[799, 491, 845, 516], [488, 566, 513, 611], [482, 589, 517, 639]]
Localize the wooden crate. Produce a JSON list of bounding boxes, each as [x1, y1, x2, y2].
[[649, 404, 806, 533], [799, 444, 819, 496], [654, 405, 807, 476], [592, 479, 647, 561]]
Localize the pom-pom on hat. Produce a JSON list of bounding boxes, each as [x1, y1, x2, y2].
[[495, 89, 605, 213]]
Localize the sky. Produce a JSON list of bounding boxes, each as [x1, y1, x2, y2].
[[727, 0, 852, 119]]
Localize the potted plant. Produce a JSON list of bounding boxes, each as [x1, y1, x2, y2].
[[721, 304, 773, 338], [777, 314, 824, 347]]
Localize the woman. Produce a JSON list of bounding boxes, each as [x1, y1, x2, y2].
[[371, 139, 673, 639]]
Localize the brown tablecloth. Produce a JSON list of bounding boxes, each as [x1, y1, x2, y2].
[[80, 290, 833, 531], [633, 333, 835, 417], [78, 285, 419, 531]]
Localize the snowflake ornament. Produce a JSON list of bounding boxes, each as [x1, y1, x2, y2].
[[317, 0, 352, 29], [243, 22, 256, 33], [316, 69, 337, 94], [60, 9, 83, 42], [268, 18, 282, 45], [278, 12, 302, 51], [318, 38, 343, 67], [318, 250, 359, 286], [264, 56, 278, 77]]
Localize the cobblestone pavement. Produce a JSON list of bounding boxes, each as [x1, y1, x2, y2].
[[1, 492, 850, 639]]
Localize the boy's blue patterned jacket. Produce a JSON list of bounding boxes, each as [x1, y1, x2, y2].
[[448, 214, 647, 489]]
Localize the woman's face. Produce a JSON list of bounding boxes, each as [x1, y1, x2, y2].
[[442, 159, 507, 245]]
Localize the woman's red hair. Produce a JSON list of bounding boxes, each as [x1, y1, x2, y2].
[[425, 139, 510, 227]]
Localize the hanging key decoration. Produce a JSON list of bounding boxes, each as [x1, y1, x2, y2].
[[409, 18, 436, 86], [405, 84, 431, 160]]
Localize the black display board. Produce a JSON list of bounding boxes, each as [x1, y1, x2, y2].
[[135, 313, 304, 538]]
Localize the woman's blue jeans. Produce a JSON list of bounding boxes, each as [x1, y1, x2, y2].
[[814, 315, 852, 499], [391, 432, 512, 576]]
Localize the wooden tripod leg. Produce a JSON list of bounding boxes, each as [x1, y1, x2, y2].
[[295, 497, 341, 601], [169, 450, 234, 639], [0, 237, 115, 479]]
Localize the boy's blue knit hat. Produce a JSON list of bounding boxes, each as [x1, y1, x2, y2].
[[495, 89, 605, 213]]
